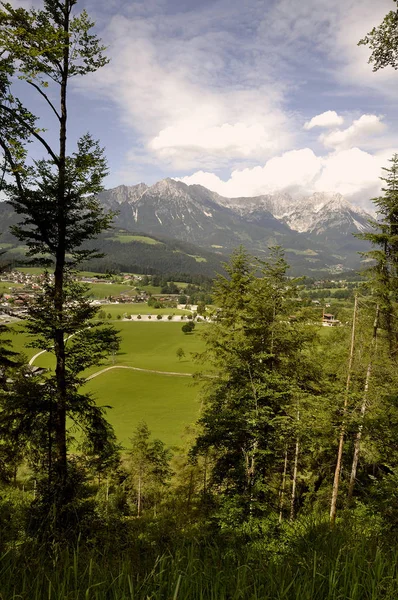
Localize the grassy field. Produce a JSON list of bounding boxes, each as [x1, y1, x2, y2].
[[11, 322, 206, 446], [85, 282, 136, 299], [5, 325, 38, 360], [86, 369, 200, 447], [0, 282, 25, 294], [7, 320, 333, 447], [32, 322, 205, 373]]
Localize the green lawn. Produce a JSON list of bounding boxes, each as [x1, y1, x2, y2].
[[86, 369, 201, 447]]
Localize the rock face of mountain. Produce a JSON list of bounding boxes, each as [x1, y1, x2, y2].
[[99, 179, 292, 251], [213, 190, 371, 243], [97, 179, 372, 273], [0, 178, 373, 275]]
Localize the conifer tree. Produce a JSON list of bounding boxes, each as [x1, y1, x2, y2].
[[356, 155, 398, 353], [193, 247, 323, 523], [0, 0, 119, 501]]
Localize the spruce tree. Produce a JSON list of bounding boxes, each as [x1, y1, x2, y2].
[[356, 154, 398, 353], [0, 0, 119, 501], [193, 247, 323, 523]]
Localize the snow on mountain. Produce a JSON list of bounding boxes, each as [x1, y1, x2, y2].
[[210, 189, 371, 235], [97, 179, 373, 272]]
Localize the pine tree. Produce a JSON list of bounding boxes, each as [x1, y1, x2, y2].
[[0, 0, 119, 500], [356, 155, 398, 353], [192, 247, 323, 523]]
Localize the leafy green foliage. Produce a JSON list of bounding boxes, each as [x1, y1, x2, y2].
[[359, 2, 398, 71]]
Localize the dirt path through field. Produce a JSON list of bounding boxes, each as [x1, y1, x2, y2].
[[86, 365, 193, 380]]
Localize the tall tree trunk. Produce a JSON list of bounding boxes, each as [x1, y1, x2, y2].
[[348, 304, 380, 502], [290, 400, 300, 521], [137, 470, 142, 517], [279, 448, 288, 523], [187, 469, 194, 515], [330, 294, 358, 527], [53, 0, 70, 486]]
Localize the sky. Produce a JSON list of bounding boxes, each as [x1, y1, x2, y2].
[[10, 0, 398, 209]]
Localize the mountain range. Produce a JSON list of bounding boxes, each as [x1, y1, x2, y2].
[[0, 178, 374, 277], [97, 179, 373, 274]]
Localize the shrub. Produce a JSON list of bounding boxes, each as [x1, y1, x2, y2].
[[137, 314, 141, 320], [182, 321, 195, 334], [157, 314, 162, 320], [148, 315, 151, 320], [168, 315, 173, 320]]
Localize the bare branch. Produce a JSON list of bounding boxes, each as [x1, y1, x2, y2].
[[0, 103, 60, 165], [26, 80, 61, 121]]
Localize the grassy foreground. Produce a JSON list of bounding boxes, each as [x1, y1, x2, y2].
[[1, 521, 397, 600]]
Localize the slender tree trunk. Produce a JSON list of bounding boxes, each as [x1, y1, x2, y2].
[[290, 438, 299, 521], [53, 0, 70, 487], [279, 448, 288, 523], [187, 469, 194, 514], [330, 294, 358, 527], [290, 400, 300, 521], [348, 304, 380, 502], [137, 470, 142, 517]]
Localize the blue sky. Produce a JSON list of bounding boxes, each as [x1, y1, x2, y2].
[[12, 0, 398, 208]]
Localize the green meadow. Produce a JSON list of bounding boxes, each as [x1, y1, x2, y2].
[[8, 317, 332, 447], [86, 282, 136, 298], [30, 322, 205, 373], [10, 322, 206, 446], [87, 369, 199, 447], [0, 282, 24, 294]]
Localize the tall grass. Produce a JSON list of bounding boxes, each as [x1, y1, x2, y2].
[[1, 527, 398, 600]]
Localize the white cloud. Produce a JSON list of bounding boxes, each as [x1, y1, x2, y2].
[[73, 0, 397, 186], [320, 115, 386, 150], [179, 149, 323, 197], [304, 111, 344, 130], [76, 10, 294, 170], [150, 121, 285, 160], [178, 147, 396, 208]]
